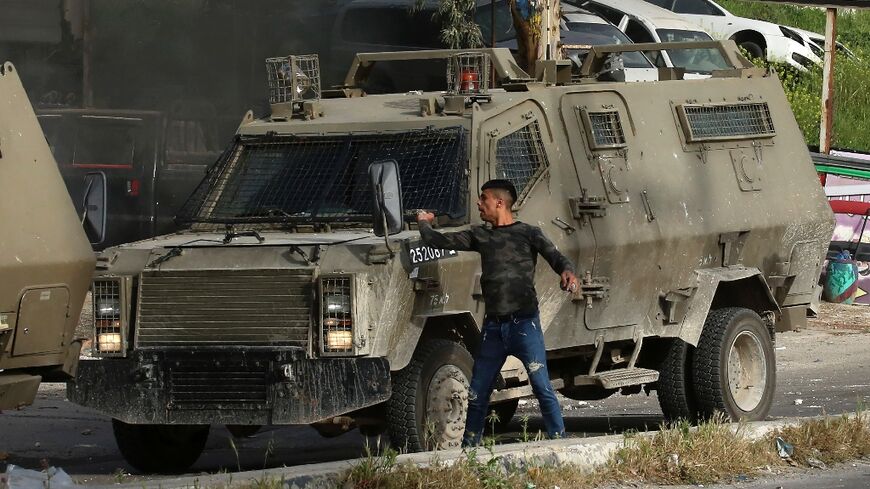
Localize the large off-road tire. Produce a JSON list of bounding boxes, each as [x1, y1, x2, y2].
[[657, 338, 698, 423], [693, 307, 776, 421], [387, 339, 472, 452], [112, 420, 209, 473]]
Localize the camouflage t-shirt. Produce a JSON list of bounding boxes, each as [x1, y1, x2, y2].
[[419, 221, 575, 316]]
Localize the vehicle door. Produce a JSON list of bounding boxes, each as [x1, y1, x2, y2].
[[671, 0, 729, 37], [478, 100, 590, 347], [559, 90, 662, 331], [623, 17, 676, 69]]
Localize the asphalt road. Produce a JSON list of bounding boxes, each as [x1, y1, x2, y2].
[[0, 326, 867, 486]]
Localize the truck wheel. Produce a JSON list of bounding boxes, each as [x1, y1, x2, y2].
[[693, 307, 775, 421], [112, 419, 209, 473], [657, 339, 698, 422], [387, 339, 472, 452]]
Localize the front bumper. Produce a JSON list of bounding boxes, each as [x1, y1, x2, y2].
[[67, 349, 390, 425]]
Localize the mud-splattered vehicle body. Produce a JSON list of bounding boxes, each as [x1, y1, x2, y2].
[[67, 43, 833, 472]]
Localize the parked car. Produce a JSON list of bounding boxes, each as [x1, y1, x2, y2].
[[566, 0, 732, 77], [637, 0, 823, 70], [496, 6, 660, 82], [790, 26, 857, 60], [36, 105, 224, 250], [562, 2, 730, 78]]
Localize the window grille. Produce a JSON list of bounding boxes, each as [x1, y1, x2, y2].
[[92, 279, 124, 357], [582, 109, 626, 149], [265, 54, 321, 104], [320, 275, 354, 355], [494, 121, 549, 202], [678, 103, 775, 142], [178, 127, 468, 224]]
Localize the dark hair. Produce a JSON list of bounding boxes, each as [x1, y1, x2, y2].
[[481, 179, 518, 204]]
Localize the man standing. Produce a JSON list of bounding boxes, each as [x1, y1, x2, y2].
[[416, 179, 578, 447]]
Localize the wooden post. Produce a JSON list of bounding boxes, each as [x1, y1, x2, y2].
[[820, 7, 837, 154], [544, 0, 561, 60]]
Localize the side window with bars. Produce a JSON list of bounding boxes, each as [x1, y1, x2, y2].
[[493, 120, 549, 204], [677, 102, 775, 143], [580, 108, 627, 150]]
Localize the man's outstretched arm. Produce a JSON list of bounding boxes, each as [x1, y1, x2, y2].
[[416, 211, 476, 251], [531, 227, 578, 291]]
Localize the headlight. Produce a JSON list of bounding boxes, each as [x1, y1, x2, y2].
[[323, 294, 351, 314], [92, 279, 126, 356], [320, 275, 354, 354], [95, 297, 120, 318], [779, 26, 805, 46]]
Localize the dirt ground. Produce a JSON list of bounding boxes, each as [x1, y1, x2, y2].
[[809, 301, 870, 333]]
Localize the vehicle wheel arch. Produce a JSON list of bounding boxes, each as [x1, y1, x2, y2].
[[386, 312, 481, 372], [678, 267, 779, 347], [730, 30, 767, 57]]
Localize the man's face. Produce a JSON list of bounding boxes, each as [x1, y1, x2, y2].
[[477, 189, 502, 223]]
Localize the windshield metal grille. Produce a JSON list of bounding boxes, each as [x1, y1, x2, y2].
[[678, 103, 775, 142], [178, 127, 468, 224]]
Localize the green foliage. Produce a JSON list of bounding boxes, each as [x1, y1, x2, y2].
[[414, 0, 483, 49], [720, 1, 870, 151]]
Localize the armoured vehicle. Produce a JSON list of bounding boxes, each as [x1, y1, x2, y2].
[[68, 43, 833, 472], [0, 62, 96, 410]]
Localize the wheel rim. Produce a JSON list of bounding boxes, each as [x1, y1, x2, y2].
[[727, 330, 767, 412], [425, 364, 469, 449]]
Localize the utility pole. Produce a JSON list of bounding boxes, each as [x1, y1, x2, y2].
[[819, 7, 837, 154]]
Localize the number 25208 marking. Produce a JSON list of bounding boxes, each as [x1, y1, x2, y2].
[[408, 246, 457, 265]]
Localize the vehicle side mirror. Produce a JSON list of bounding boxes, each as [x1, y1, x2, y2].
[[368, 159, 404, 237], [81, 172, 107, 245]]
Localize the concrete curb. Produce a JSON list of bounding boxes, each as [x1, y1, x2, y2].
[[95, 414, 859, 489]]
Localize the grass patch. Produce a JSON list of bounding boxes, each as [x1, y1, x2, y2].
[[338, 412, 870, 489], [601, 416, 777, 486], [771, 412, 870, 466]]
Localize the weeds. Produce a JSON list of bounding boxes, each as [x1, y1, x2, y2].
[[339, 412, 870, 489], [602, 414, 778, 486], [770, 412, 870, 466]]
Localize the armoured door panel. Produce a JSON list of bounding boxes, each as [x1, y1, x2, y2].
[[479, 100, 589, 344], [561, 91, 661, 330], [12, 287, 70, 356]]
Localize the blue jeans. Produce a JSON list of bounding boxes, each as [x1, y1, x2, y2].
[[462, 311, 565, 447]]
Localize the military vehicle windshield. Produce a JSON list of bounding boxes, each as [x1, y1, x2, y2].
[[178, 127, 468, 225]]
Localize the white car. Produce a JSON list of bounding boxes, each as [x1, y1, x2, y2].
[[790, 26, 858, 60], [638, 0, 822, 70], [566, 0, 734, 77], [558, 6, 661, 81]]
